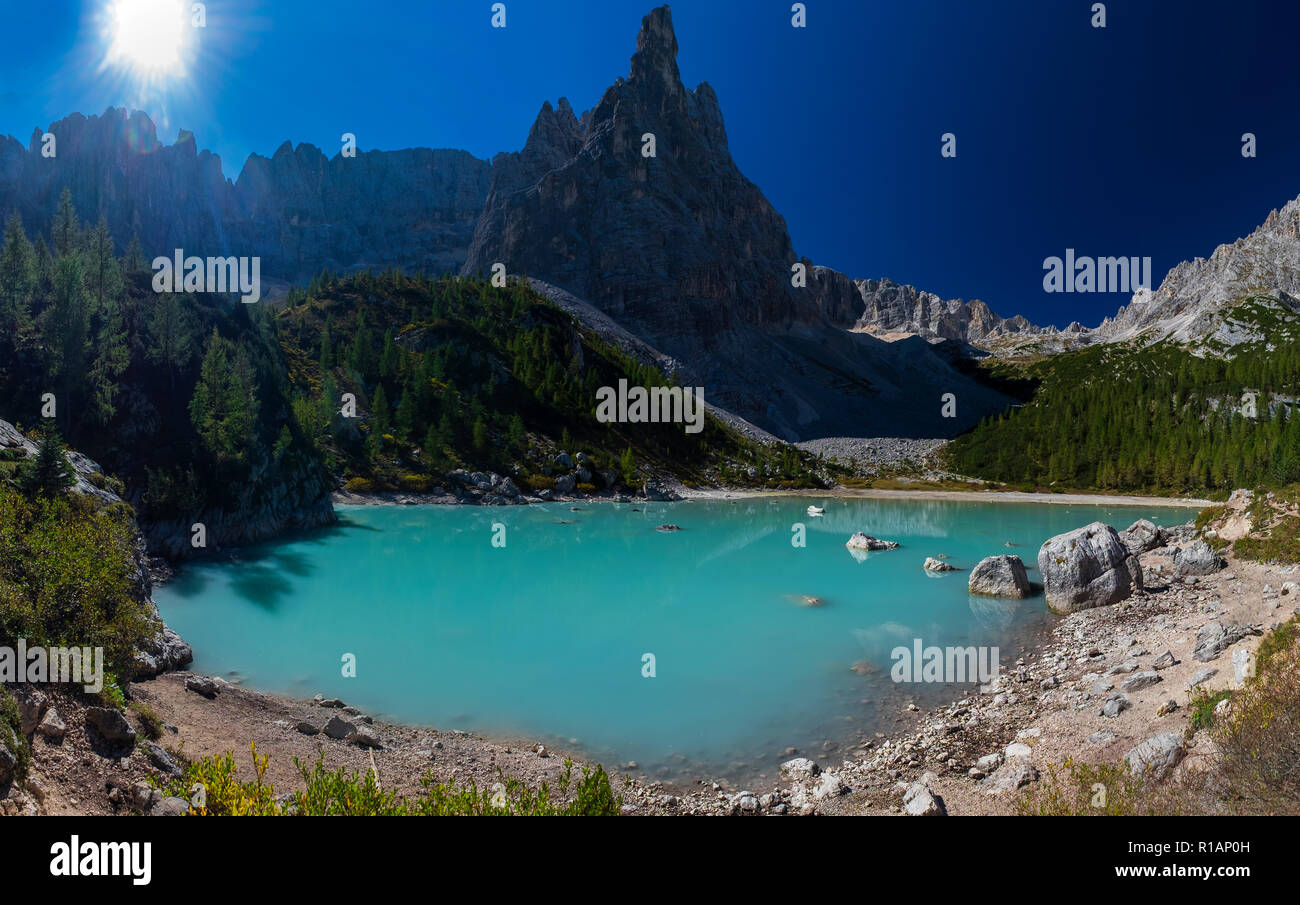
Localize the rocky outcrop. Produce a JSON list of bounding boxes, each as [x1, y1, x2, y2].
[[0, 419, 123, 504], [0, 420, 194, 678], [853, 277, 1057, 346], [968, 555, 1031, 598], [0, 725, 18, 786], [1096, 195, 1300, 346], [460, 6, 1015, 440], [232, 143, 491, 281], [464, 8, 801, 334], [1037, 522, 1140, 613], [1193, 621, 1261, 662]]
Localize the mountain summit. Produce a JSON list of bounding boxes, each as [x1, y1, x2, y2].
[[463, 5, 1012, 438], [0, 5, 1015, 440]]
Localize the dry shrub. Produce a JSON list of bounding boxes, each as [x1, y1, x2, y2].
[[1213, 627, 1300, 814]]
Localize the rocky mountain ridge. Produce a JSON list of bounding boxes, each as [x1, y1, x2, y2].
[[852, 193, 1300, 356], [0, 110, 492, 286], [0, 6, 1013, 441], [1093, 195, 1300, 347], [458, 6, 1012, 439]]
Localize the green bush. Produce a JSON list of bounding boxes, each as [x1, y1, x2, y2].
[[1015, 758, 1192, 816], [1256, 617, 1298, 676], [1189, 688, 1232, 730], [130, 700, 165, 741], [398, 474, 431, 492], [524, 474, 556, 492], [0, 686, 31, 781], [1214, 628, 1300, 813], [0, 488, 154, 674], [168, 744, 623, 816]]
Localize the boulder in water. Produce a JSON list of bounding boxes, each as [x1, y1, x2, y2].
[[968, 555, 1030, 598], [846, 532, 899, 551]]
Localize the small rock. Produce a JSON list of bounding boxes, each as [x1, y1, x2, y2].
[[1005, 742, 1033, 759], [145, 742, 182, 777], [1123, 732, 1187, 780], [37, 707, 67, 740], [348, 725, 383, 749], [84, 707, 136, 746], [1187, 667, 1219, 689], [1121, 670, 1162, 692], [184, 675, 219, 699], [323, 715, 356, 740], [1100, 693, 1131, 718]]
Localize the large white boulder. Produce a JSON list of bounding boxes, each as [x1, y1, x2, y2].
[[968, 555, 1031, 598], [1038, 522, 1140, 614]]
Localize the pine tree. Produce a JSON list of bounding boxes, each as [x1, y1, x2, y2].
[[319, 316, 334, 371], [0, 211, 36, 361], [123, 233, 146, 274], [370, 383, 390, 436], [18, 422, 76, 497], [146, 294, 198, 386], [190, 330, 259, 466], [48, 255, 91, 426], [52, 187, 79, 259]]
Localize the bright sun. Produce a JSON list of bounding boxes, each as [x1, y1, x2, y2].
[[108, 0, 186, 73]]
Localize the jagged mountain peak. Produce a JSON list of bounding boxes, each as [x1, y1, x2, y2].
[[630, 5, 681, 90], [459, 6, 1016, 439], [852, 277, 1051, 347], [1097, 190, 1300, 346]]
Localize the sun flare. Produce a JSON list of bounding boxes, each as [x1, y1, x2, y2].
[[107, 0, 186, 73]]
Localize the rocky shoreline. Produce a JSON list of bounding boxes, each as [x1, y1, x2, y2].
[[132, 506, 1288, 817], [4, 438, 1279, 816]]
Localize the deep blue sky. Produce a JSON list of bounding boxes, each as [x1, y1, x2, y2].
[[2, 0, 1299, 328]]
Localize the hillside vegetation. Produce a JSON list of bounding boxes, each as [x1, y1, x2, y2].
[[275, 270, 825, 493], [0, 192, 328, 531], [948, 298, 1300, 494]]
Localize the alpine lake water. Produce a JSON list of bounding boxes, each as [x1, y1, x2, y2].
[[154, 496, 1192, 787]]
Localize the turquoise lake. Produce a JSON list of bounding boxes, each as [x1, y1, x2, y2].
[[154, 497, 1192, 785]]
